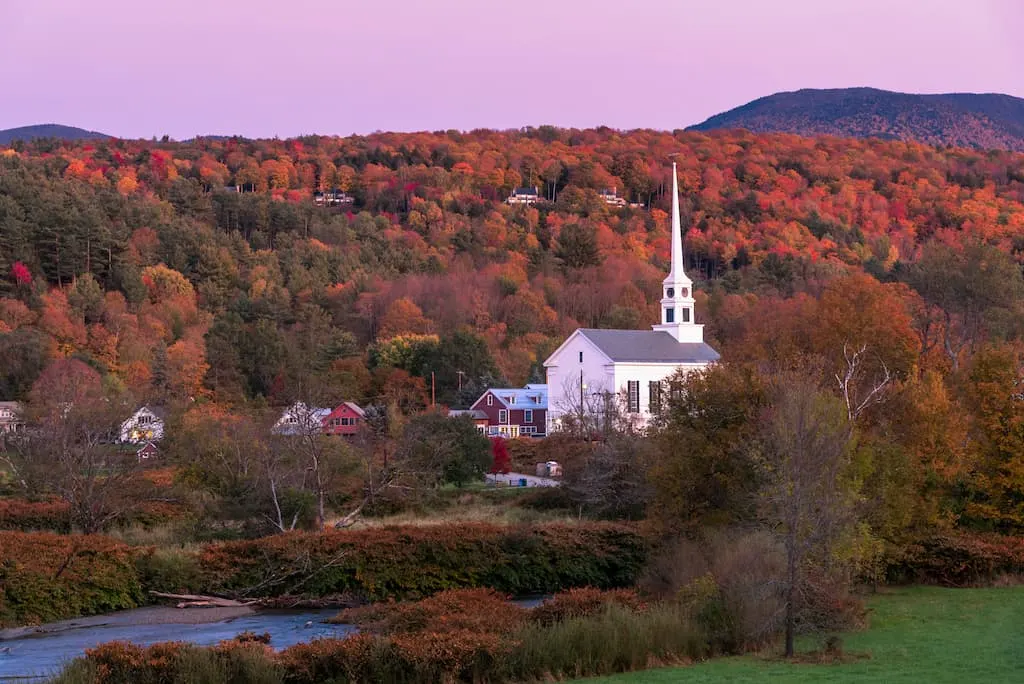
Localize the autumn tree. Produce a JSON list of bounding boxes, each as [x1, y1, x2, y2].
[[5, 359, 150, 533], [754, 372, 862, 657]]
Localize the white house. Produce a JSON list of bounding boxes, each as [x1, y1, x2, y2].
[[0, 401, 24, 434], [272, 402, 331, 436], [506, 186, 540, 205], [119, 406, 166, 444], [545, 163, 719, 432]]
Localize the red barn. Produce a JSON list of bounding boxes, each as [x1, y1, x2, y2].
[[469, 384, 547, 438], [321, 402, 365, 436]]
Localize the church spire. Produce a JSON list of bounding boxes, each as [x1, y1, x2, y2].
[[668, 162, 686, 282], [652, 161, 703, 344]]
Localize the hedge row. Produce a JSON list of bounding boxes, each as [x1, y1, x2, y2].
[[0, 532, 143, 627], [884, 533, 1024, 586], [0, 497, 187, 533], [191, 522, 648, 600]]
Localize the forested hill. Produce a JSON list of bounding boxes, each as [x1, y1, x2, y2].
[[0, 124, 111, 145], [689, 88, 1024, 151], [2, 128, 1024, 413]]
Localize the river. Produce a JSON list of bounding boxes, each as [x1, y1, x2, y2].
[[0, 608, 352, 681], [0, 596, 549, 680]]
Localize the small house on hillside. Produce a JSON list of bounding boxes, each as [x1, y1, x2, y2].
[[599, 187, 627, 207], [322, 402, 365, 436], [0, 401, 24, 434], [136, 441, 160, 461], [469, 384, 547, 438], [506, 187, 540, 205], [120, 406, 166, 444], [314, 189, 354, 206], [273, 402, 331, 436]]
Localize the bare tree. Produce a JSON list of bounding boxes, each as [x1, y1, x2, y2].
[[834, 342, 892, 422], [9, 395, 150, 534], [755, 373, 860, 657]]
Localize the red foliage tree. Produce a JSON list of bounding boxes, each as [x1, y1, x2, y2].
[[490, 437, 510, 474], [11, 261, 31, 286]]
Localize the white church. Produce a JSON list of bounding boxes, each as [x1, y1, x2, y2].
[[545, 163, 720, 432]]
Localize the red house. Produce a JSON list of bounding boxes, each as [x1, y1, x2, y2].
[[321, 402, 365, 436], [469, 384, 547, 438]]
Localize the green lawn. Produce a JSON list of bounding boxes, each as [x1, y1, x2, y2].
[[586, 585, 1024, 683]]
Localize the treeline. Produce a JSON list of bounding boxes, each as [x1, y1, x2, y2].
[[3, 128, 1024, 408]]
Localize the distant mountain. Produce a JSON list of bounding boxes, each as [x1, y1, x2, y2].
[[0, 124, 111, 145], [689, 88, 1024, 151]]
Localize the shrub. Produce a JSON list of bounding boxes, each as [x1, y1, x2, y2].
[[530, 587, 645, 626], [883, 532, 1024, 586], [0, 497, 71, 532], [0, 532, 143, 627], [502, 602, 704, 680], [196, 522, 647, 601], [333, 588, 527, 635], [134, 546, 204, 594]]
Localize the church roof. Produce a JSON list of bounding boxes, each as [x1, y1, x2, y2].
[[577, 329, 720, 364]]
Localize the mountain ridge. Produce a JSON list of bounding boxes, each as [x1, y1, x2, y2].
[[688, 87, 1024, 151], [0, 124, 111, 145]]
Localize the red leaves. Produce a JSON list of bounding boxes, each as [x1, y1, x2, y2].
[[10, 261, 31, 285], [490, 437, 511, 474]]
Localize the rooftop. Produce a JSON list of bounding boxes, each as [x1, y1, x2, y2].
[[577, 329, 720, 364]]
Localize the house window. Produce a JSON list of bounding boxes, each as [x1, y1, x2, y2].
[[521, 426, 536, 435], [682, 308, 691, 323], [488, 426, 500, 436], [579, 351, 583, 363], [665, 307, 674, 323], [487, 395, 493, 406], [649, 381, 662, 413], [509, 395, 516, 405], [499, 409, 509, 424], [340, 417, 351, 426], [670, 382, 684, 400], [524, 409, 533, 423], [627, 381, 640, 413]]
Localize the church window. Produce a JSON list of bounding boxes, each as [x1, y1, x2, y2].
[[665, 308, 675, 323], [627, 381, 640, 413], [579, 351, 583, 363], [649, 381, 662, 412], [681, 288, 688, 297], [681, 308, 690, 323], [666, 287, 674, 298]]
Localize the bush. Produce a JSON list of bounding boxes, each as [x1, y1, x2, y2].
[[196, 522, 647, 601], [134, 546, 204, 594], [502, 602, 704, 680], [530, 587, 645, 626], [642, 530, 787, 653], [332, 588, 527, 635], [0, 497, 71, 532], [0, 532, 143, 627], [884, 533, 1024, 586], [53, 640, 281, 684]]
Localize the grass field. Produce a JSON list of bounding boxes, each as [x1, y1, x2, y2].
[[586, 585, 1024, 683]]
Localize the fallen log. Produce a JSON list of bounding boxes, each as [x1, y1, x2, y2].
[[150, 591, 259, 608]]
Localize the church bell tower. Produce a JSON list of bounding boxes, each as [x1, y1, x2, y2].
[[653, 162, 704, 344]]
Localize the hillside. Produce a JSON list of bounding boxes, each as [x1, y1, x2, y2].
[[0, 124, 110, 145], [689, 88, 1024, 151]]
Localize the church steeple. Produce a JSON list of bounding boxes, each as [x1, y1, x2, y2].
[[653, 162, 704, 344]]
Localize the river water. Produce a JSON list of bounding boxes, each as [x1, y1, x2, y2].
[[0, 597, 549, 680], [0, 608, 352, 681]]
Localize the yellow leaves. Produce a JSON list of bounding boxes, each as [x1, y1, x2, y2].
[[116, 173, 139, 195]]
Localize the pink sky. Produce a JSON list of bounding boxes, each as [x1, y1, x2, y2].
[[2, 0, 1022, 139]]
